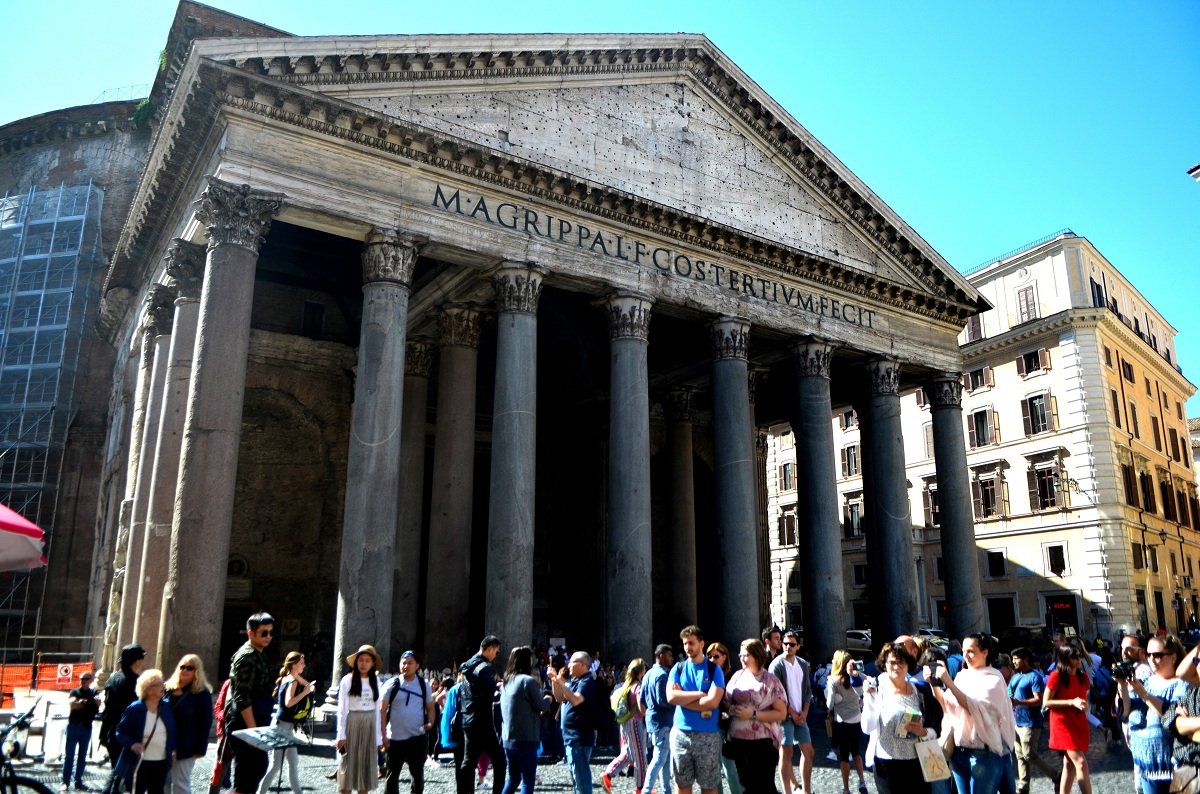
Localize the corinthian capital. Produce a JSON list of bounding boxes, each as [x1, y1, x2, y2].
[[438, 305, 484, 349], [866, 357, 901, 396], [164, 238, 206, 301], [603, 292, 653, 341], [666, 387, 694, 422], [141, 283, 177, 337], [405, 338, 434, 378], [709, 317, 750, 361], [926, 373, 964, 408], [362, 229, 421, 286], [492, 263, 545, 314], [193, 178, 283, 251], [793, 337, 837, 379]]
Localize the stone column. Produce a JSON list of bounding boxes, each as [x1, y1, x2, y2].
[[710, 317, 760, 643], [604, 292, 653, 664], [424, 306, 484, 666], [667, 388, 697, 626], [865, 358, 918, 641], [928, 373, 985, 638], [485, 264, 544, 649], [392, 338, 433, 653], [138, 240, 204, 665], [158, 179, 282, 671], [793, 338, 846, 666], [332, 230, 418, 678], [114, 286, 175, 649]]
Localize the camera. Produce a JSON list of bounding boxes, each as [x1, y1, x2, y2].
[[1112, 661, 1136, 680]]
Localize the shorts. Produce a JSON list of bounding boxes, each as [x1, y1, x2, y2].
[[782, 718, 811, 746], [669, 728, 721, 790]]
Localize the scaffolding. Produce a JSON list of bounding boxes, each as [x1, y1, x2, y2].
[[0, 182, 103, 662]]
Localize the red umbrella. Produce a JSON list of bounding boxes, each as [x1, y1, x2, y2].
[[0, 503, 46, 571]]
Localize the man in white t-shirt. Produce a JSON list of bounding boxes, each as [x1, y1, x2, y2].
[[768, 631, 812, 794]]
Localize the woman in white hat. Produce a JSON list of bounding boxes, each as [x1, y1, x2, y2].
[[337, 644, 385, 794]]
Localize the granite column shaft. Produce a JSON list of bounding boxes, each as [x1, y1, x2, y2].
[[929, 373, 985, 638], [425, 308, 482, 667], [793, 338, 845, 665], [710, 317, 759, 643], [332, 231, 417, 677], [485, 264, 543, 649], [392, 339, 433, 653], [667, 389, 697, 626], [604, 293, 653, 664], [865, 358, 918, 641], [159, 179, 282, 671]]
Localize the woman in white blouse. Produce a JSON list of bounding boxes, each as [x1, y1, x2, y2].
[[337, 645, 385, 794], [861, 643, 932, 794]]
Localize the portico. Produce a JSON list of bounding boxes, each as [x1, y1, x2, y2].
[[95, 19, 987, 679]]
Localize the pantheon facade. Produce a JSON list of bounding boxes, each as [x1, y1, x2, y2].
[[96, 3, 990, 678]]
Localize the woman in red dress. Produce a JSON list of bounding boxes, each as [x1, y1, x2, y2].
[[1043, 645, 1092, 794]]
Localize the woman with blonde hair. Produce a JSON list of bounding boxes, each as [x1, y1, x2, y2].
[[825, 650, 868, 794], [602, 658, 648, 794], [163, 655, 211, 794], [258, 651, 316, 794], [115, 669, 177, 794]]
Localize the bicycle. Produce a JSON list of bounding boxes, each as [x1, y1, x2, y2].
[[0, 701, 55, 794]]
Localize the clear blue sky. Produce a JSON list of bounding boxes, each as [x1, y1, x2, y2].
[[4, 2, 1198, 406]]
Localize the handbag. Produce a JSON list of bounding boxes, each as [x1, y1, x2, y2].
[[1172, 764, 1200, 794], [915, 737, 951, 783]]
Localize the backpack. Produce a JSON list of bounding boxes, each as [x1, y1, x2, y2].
[[385, 675, 428, 710], [278, 678, 312, 722], [610, 682, 634, 725], [459, 657, 492, 718]]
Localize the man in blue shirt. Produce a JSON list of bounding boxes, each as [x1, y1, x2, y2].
[[550, 652, 599, 794], [1007, 647, 1055, 794], [640, 644, 676, 794], [667, 626, 725, 794]]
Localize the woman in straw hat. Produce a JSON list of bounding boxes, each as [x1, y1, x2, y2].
[[337, 645, 385, 794]]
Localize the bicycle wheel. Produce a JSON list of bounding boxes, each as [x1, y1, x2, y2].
[[2, 774, 57, 794]]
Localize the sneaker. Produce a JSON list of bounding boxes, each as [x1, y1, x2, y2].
[[74, 786, 91, 792], [858, 783, 868, 794], [602, 774, 613, 793]]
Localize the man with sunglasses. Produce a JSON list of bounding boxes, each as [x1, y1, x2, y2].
[[229, 611, 276, 794], [768, 631, 812, 794], [65, 671, 101, 789]]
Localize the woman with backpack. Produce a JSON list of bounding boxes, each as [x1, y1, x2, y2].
[[258, 651, 316, 794], [163, 654, 213, 794], [601, 659, 648, 794]]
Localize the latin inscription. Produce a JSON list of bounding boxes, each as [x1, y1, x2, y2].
[[432, 184, 875, 329]]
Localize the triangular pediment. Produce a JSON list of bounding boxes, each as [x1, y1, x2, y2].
[[150, 31, 983, 313]]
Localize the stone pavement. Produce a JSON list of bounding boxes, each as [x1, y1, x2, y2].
[[21, 719, 1139, 794]]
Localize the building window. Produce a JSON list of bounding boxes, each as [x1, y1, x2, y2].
[[967, 366, 994, 392], [1161, 479, 1178, 522], [1178, 402, 1184, 421], [843, 499, 863, 538], [778, 430, 794, 450], [915, 388, 928, 408], [965, 314, 982, 342], [787, 570, 800, 590], [1133, 542, 1145, 570], [1152, 416, 1162, 451], [1016, 285, 1037, 323], [1129, 403, 1140, 439], [972, 476, 1005, 519], [1149, 546, 1160, 574], [1122, 360, 1135, 382], [1045, 543, 1069, 576], [1146, 377, 1152, 397], [968, 407, 999, 448], [1172, 551, 1179, 576], [840, 444, 860, 477], [1104, 346, 1113, 368], [852, 564, 868, 587], [1017, 348, 1050, 376], [923, 422, 935, 460], [1170, 428, 1181, 461], [1028, 467, 1060, 510], [839, 409, 857, 429], [1122, 463, 1140, 508], [934, 556, 945, 582], [777, 462, 795, 492], [777, 510, 797, 547], [1111, 390, 1122, 429], [1022, 393, 1055, 435], [1090, 278, 1106, 308], [986, 550, 1007, 579], [1140, 470, 1158, 513], [923, 486, 941, 527], [1179, 492, 1191, 528]]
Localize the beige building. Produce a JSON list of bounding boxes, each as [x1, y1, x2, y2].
[[768, 230, 1198, 640]]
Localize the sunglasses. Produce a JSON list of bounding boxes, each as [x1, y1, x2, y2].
[[256, 630, 273, 637], [1149, 651, 1172, 659], [783, 642, 798, 647], [707, 653, 724, 660], [179, 664, 196, 671]]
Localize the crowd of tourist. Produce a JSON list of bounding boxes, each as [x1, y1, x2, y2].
[[79, 615, 1200, 794]]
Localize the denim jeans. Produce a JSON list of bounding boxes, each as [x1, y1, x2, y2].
[[645, 727, 672, 794], [950, 747, 1007, 794], [565, 742, 593, 794], [63, 723, 91, 785], [502, 741, 538, 794]]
